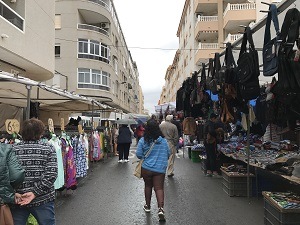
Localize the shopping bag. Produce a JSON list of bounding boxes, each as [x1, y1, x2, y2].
[[133, 159, 143, 178]]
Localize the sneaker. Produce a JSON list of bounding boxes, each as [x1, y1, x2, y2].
[[212, 174, 222, 179], [167, 173, 174, 177], [118, 160, 123, 163], [158, 208, 165, 221], [205, 173, 212, 177], [124, 159, 129, 163], [143, 204, 151, 213]]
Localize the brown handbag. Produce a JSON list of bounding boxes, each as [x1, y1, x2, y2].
[[0, 204, 14, 225]]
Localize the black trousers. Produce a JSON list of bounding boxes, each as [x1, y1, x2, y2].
[[117, 143, 131, 160]]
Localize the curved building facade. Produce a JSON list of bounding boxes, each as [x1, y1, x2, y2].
[[54, 0, 142, 114]]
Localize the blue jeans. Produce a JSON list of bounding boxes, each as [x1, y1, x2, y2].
[[11, 201, 55, 225]]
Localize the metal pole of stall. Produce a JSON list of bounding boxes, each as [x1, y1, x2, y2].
[[90, 101, 94, 165], [26, 85, 32, 120], [246, 103, 251, 199]]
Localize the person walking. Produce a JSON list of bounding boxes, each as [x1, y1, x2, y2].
[[11, 118, 58, 225], [0, 143, 25, 225], [136, 119, 170, 221], [116, 124, 134, 163], [204, 113, 220, 177], [159, 115, 179, 177], [135, 124, 145, 146]]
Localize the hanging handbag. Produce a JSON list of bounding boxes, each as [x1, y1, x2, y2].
[[206, 58, 214, 86], [263, 4, 280, 76], [209, 53, 221, 95], [0, 204, 14, 225], [276, 8, 300, 93], [237, 27, 260, 101], [224, 43, 238, 84], [133, 141, 156, 178]]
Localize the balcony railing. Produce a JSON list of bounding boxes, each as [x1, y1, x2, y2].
[[88, 0, 111, 12], [78, 24, 109, 37], [0, 0, 24, 31], [224, 33, 243, 44], [198, 43, 219, 49], [223, 3, 256, 17], [197, 15, 218, 22]]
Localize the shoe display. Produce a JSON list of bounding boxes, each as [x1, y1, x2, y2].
[[143, 204, 151, 213], [158, 208, 165, 221]]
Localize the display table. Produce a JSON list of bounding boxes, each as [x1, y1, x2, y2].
[[263, 191, 300, 225]]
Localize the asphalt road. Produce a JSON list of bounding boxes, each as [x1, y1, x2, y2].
[[55, 144, 264, 225]]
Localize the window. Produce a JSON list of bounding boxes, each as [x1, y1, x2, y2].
[[78, 68, 111, 90], [78, 39, 110, 63], [78, 39, 89, 54], [55, 15, 61, 29], [55, 45, 60, 57], [113, 56, 118, 75]]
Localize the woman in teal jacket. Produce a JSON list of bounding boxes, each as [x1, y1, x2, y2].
[[0, 143, 25, 204], [136, 119, 170, 221]]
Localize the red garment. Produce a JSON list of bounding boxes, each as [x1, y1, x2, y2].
[[136, 125, 145, 137]]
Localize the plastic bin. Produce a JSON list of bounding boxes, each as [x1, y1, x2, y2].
[[191, 150, 201, 163], [263, 193, 300, 225], [221, 168, 254, 197]]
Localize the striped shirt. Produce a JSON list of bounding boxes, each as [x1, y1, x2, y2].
[[136, 136, 170, 174], [13, 140, 58, 207]]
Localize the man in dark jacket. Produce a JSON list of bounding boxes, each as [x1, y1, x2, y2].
[[116, 124, 134, 163]]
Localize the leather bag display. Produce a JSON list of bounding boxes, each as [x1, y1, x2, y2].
[[276, 8, 300, 93], [263, 4, 281, 76]]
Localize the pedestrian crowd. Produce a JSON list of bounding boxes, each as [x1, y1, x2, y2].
[[0, 113, 223, 224]]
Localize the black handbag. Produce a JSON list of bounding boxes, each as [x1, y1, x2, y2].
[[224, 43, 238, 84], [209, 53, 221, 94], [263, 4, 280, 77], [276, 8, 300, 93], [237, 27, 260, 101]]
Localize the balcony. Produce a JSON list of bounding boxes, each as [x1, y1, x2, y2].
[[223, 3, 256, 32], [194, 0, 218, 14], [0, 0, 24, 31], [88, 0, 111, 12], [78, 23, 109, 37], [195, 43, 219, 65], [224, 33, 243, 44], [195, 15, 218, 41]]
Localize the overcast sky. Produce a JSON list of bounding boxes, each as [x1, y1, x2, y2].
[[113, 0, 185, 114]]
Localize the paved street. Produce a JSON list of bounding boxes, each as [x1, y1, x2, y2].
[[55, 144, 264, 225]]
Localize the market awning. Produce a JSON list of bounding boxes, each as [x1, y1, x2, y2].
[[0, 71, 109, 112]]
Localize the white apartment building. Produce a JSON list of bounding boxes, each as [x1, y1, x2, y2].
[[54, 0, 144, 116], [0, 0, 55, 81], [160, 0, 284, 104]]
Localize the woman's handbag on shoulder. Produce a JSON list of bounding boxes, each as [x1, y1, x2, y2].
[[133, 141, 156, 178], [0, 204, 14, 225]]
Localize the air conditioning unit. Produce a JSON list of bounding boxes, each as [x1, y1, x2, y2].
[[100, 23, 109, 29]]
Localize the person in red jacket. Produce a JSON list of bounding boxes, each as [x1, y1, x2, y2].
[[135, 124, 145, 145]]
